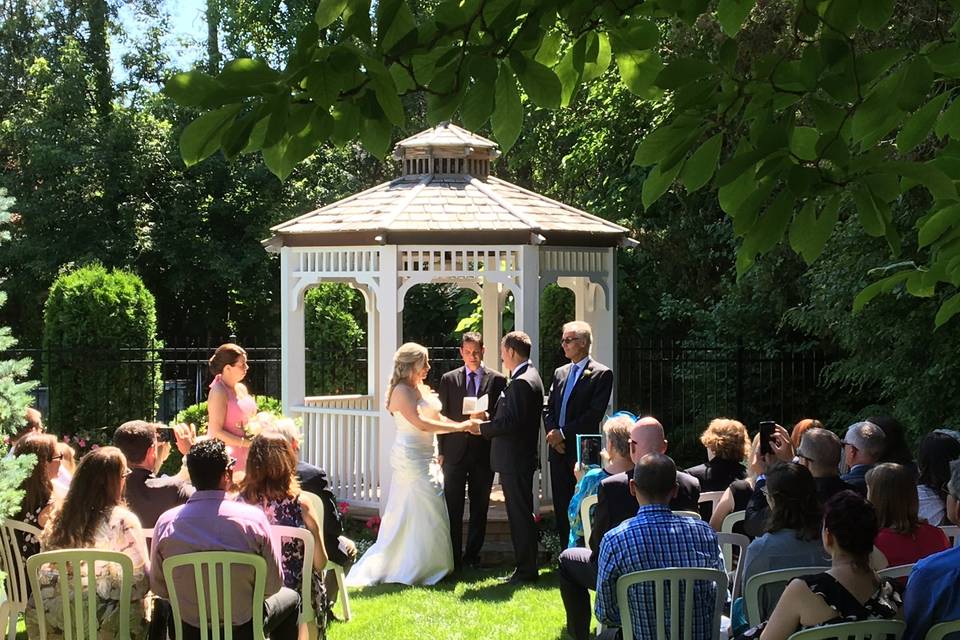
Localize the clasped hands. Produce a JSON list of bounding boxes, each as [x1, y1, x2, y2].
[[546, 428, 565, 454], [462, 411, 487, 435]]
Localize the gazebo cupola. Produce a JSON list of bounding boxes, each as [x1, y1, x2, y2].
[[267, 122, 636, 512], [394, 123, 500, 178]]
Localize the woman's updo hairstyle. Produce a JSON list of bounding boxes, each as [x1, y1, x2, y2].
[[386, 343, 429, 406], [209, 343, 247, 375], [823, 490, 878, 567]]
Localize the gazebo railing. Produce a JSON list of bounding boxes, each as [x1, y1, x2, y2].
[[294, 395, 381, 508]]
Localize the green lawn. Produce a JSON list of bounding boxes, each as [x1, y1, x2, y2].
[[328, 567, 569, 640]]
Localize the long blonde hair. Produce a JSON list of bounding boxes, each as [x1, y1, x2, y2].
[[386, 343, 429, 407]]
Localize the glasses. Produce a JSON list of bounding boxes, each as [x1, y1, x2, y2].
[[122, 468, 133, 478], [226, 457, 238, 471], [796, 453, 815, 463], [561, 337, 581, 344], [50, 454, 63, 461]]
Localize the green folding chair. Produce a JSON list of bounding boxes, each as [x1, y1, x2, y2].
[[786, 619, 905, 640], [26, 548, 134, 640], [925, 620, 960, 640], [0, 518, 42, 640], [162, 551, 266, 640], [616, 567, 727, 640], [745, 567, 822, 626]]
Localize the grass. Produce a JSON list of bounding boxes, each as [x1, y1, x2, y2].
[[327, 567, 569, 640]]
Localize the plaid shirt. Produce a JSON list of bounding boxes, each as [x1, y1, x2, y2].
[[595, 503, 725, 639]]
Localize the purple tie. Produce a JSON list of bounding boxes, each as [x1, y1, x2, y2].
[[468, 371, 478, 397]]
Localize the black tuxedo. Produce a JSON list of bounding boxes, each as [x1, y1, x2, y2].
[[588, 467, 701, 561], [480, 362, 544, 579], [437, 365, 507, 568], [543, 358, 613, 542]]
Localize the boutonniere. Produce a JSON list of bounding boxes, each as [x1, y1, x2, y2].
[[581, 369, 593, 379]]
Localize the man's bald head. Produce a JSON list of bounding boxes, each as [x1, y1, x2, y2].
[[630, 416, 667, 463]]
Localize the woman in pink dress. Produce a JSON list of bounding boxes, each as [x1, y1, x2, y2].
[[207, 343, 258, 472]]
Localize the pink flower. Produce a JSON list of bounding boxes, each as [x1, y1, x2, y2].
[[63, 435, 71, 443], [365, 515, 381, 531], [78, 438, 86, 448], [337, 501, 350, 516], [533, 514, 543, 524], [90, 444, 99, 451]]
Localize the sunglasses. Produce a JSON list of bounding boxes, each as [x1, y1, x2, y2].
[[50, 454, 63, 461], [561, 337, 581, 344], [226, 457, 238, 471], [122, 468, 133, 478]]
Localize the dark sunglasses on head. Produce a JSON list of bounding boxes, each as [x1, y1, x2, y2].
[[50, 454, 63, 461]]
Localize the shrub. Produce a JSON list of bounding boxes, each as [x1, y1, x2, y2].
[[42, 265, 161, 435], [304, 284, 365, 395]]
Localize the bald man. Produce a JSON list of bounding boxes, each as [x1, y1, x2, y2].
[[558, 417, 700, 640]]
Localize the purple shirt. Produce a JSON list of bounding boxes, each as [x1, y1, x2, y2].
[[150, 490, 283, 627]]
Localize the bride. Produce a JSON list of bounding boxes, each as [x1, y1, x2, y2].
[[346, 342, 476, 586]]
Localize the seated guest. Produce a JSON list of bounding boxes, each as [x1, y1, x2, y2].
[[867, 463, 949, 568], [758, 491, 901, 640], [11, 433, 61, 562], [266, 418, 357, 617], [30, 447, 150, 639], [686, 418, 749, 508], [113, 420, 196, 528], [567, 414, 634, 548], [904, 464, 960, 640], [151, 439, 300, 640], [239, 433, 327, 637], [558, 417, 700, 640], [916, 432, 960, 525], [710, 434, 762, 534], [841, 421, 886, 495], [741, 463, 829, 618], [595, 454, 724, 639], [790, 418, 823, 450]]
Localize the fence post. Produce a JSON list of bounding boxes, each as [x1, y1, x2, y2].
[[736, 338, 744, 420]]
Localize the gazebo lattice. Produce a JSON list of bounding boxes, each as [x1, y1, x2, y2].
[[266, 123, 635, 511]]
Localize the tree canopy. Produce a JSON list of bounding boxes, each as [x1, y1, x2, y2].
[[165, 0, 960, 326]]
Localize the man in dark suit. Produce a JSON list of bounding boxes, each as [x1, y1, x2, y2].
[[113, 420, 196, 528], [558, 417, 701, 640], [437, 332, 507, 571], [474, 331, 545, 584], [543, 321, 614, 543]]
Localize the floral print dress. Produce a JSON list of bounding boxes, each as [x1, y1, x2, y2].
[[254, 494, 327, 634], [27, 506, 150, 640]]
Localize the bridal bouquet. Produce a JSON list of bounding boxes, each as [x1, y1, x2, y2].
[[244, 411, 298, 439]]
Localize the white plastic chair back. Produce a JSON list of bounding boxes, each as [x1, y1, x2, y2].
[[786, 619, 905, 640], [673, 511, 701, 519], [877, 563, 914, 581], [716, 531, 749, 599], [925, 620, 960, 640], [699, 491, 725, 513], [721, 510, 745, 534], [580, 494, 599, 550], [745, 567, 822, 625], [0, 518, 42, 640], [616, 567, 727, 640], [940, 525, 959, 547]]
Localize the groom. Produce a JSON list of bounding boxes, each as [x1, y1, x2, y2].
[[437, 332, 507, 571], [474, 331, 544, 584]]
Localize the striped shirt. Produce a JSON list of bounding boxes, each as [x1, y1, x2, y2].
[[595, 503, 725, 639]]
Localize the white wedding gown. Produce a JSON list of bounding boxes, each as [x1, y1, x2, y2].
[[345, 394, 454, 586]]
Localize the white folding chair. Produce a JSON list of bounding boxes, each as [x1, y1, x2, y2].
[[941, 525, 959, 547], [301, 491, 351, 622], [699, 491, 725, 518], [580, 494, 599, 550], [745, 567, 822, 625], [272, 525, 318, 639], [721, 510, 745, 534], [717, 531, 749, 599], [0, 518, 43, 640], [673, 510, 702, 519], [878, 563, 914, 581], [925, 620, 960, 640], [616, 567, 727, 640], [786, 619, 905, 640]]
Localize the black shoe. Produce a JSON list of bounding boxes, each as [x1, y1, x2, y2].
[[462, 557, 482, 569], [500, 571, 538, 585]]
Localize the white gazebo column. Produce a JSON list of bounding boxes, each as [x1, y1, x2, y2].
[[376, 245, 400, 513], [280, 247, 306, 416], [515, 246, 541, 367], [481, 279, 502, 370]]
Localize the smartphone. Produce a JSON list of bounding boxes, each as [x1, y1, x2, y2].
[[577, 433, 603, 467], [156, 425, 176, 443], [759, 421, 776, 455]]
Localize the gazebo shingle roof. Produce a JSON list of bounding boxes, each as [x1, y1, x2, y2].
[[266, 123, 635, 248]]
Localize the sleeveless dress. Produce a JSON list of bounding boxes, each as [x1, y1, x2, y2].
[[346, 394, 454, 586], [209, 374, 257, 471]]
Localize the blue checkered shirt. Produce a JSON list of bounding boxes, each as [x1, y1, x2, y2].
[[595, 503, 725, 639]]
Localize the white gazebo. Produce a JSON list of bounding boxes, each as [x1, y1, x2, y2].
[[265, 123, 635, 511]]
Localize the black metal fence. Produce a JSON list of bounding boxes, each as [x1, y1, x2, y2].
[[5, 341, 830, 461]]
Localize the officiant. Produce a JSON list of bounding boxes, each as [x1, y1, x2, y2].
[[437, 332, 507, 571]]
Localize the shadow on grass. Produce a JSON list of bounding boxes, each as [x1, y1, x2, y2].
[[458, 568, 560, 602], [345, 566, 561, 603]]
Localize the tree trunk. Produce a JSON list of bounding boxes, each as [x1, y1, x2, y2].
[[207, 0, 221, 74], [86, 0, 111, 122]]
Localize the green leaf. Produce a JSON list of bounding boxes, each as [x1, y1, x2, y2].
[[918, 202, 960, 247], [789, 127, 819, 161], [305, 64, 340, 108], [655, 58, 718, 90], [641, 161, 683, 209], [359, 117, 392, 159], [163, 71, 227, 108], [509, 52, 561, 109], [220, 58, 280, 87], [859, 0, 895, 30], [579, 33, 612, 84], [716, 148, 766, 187], [370, 67, 405, 126], [935, 292, 960, 327], [852, 183, 888, 237], [377, 0, 417, 54], [679, 132, 723, 192], [614, 48, 662, 98], [789, 194, 841, 264], [316, 0, 348, 28], [897, 93, 949, 153], [535, 30, 564, 67], [935, 96, 960, 140], [853, 272, 911, 313], [717, 0, 756, 36], [612, 19, 659, 51], [896, 57, 934, 112], [179, 104, 243, 167], [492, 64, 523, 152], [633, 124, 685, 167], [884, 160, 958, 200], [461, 76, 497, 131], [263, 137, 295, 180]]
